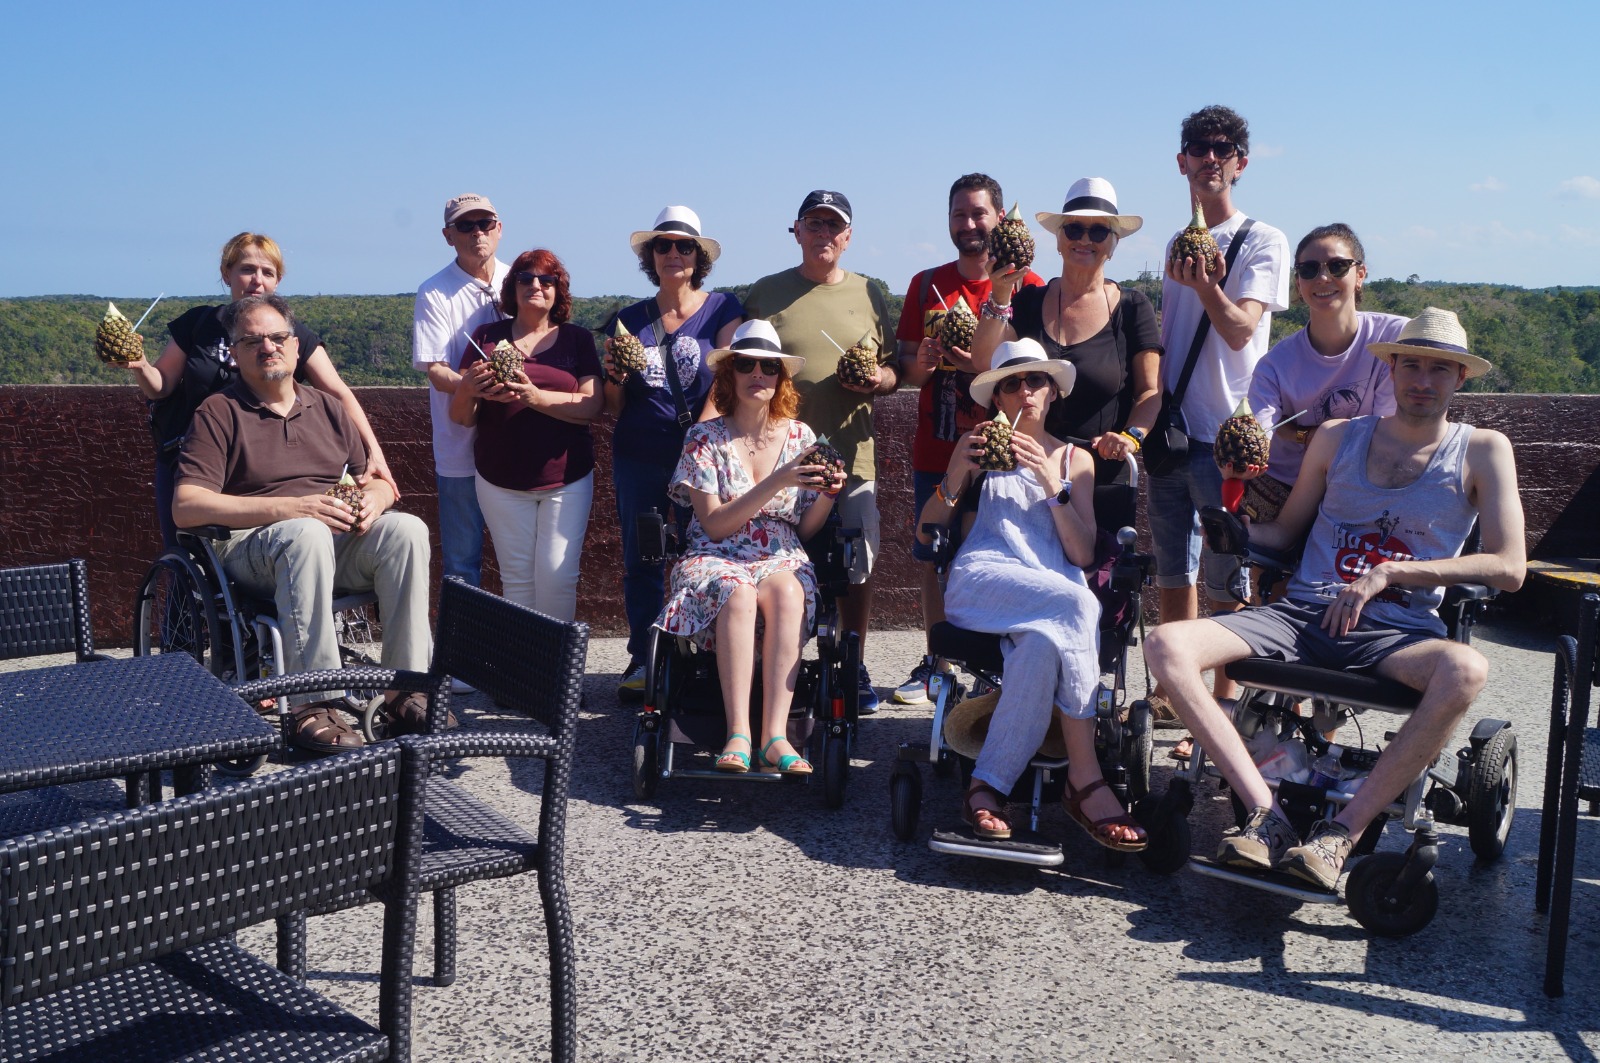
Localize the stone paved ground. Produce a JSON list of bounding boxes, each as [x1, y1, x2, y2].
[[10, 617, 1598, 1061]]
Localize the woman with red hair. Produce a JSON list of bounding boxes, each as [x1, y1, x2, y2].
[[451, 249, 602, 620], [655, 320, 846, 774]]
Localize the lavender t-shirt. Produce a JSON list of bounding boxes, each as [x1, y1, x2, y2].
[[1248, 312, 1406, 483]]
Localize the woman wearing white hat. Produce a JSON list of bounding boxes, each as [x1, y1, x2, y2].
[[604, 207, 745, 698], [654, 320, 846, 775], [916, 339, 1146, 848], [972, 178, 1161, 484]]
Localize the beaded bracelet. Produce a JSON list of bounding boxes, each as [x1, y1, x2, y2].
[[1117, 431, 1142, 453], [935, 476, 960, 507], [979, 297, 1014, 321]]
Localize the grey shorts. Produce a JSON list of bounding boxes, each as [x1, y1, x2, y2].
[[834, 479, 879, 584], [1210, 599, 1435, 674]]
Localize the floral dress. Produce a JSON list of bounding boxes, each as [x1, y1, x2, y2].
[[655, 418, 821, 651]]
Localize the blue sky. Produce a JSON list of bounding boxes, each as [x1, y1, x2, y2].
[[4, 0, 1596, 302]]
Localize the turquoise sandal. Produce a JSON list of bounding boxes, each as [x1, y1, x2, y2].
[[758, 736, 812, 775], [715, 733, 752, 773]]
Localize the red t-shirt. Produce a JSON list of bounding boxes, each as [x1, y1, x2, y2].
[[895, 262, 1044, 472], [462, 320, 602, 492]]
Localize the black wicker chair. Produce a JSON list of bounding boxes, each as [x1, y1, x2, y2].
[[0, 743, 419, 1062], [1536, 591, 1600, 996], [234, 577, 586, 1063], [0, 558, 108, 664]]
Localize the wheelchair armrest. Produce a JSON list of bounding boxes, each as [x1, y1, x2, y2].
[[636, 510, 673, 566], [920, 522, 954, 571], [179, 524, 234, 542], [1446, 583, 1497, 602]]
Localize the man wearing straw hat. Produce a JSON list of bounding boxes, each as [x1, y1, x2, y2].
[[1145, 308, 1525, 889], [890, 173, 1044, 706], [745, 189, 895, 712]]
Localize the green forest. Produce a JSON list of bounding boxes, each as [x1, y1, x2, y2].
[[5, 278, 1599, 393]]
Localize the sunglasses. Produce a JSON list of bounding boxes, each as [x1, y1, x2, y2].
[[1183, 139, 1240, 160], [732, 356, 784, 376], [514, 271, 559, 288], [998, 371, 1055, 395], [1060, 222, 1113, 244], [231, 331, 294, 353], [797, 216, 849, 236], [452, 217, 498, 233], [651, 237, 699, 256], [1295, 258, 1361, 281]]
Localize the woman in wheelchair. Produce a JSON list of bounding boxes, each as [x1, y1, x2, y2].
[[654, 321, 848, 775], [918, 339, 1146, 849]]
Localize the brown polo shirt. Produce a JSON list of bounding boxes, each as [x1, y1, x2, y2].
[[177, 380, 367, 498]]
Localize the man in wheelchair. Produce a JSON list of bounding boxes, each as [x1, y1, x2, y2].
[[1145, 308, 1524, 888], [172, 293, 433, 753]]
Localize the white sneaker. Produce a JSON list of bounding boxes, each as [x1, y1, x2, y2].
[[893, 662, 933, 705], [450, 677, 476, 695]]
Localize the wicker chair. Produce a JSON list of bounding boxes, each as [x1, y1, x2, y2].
[[0, 743, 420, 1062], [234, 578, 586, 1063], [1536, 591, 1600, 996]]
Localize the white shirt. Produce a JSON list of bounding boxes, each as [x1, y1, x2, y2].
[[1159, 212, 1290, 443], [413, 258, 509, 476]]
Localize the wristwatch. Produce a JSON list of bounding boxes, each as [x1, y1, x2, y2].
[[1046, 483, 1072, 508], [1124, 426, 1146, 444]]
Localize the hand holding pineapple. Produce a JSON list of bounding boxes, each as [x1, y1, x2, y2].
[[1165, 197, 1226, 291]]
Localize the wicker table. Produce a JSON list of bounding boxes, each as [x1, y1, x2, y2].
[[0, 652, 279, 802]]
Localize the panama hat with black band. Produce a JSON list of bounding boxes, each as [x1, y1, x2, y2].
[[1034, 177, 1142, 240], [1367, 306, 1493, 379], [706, 319, 806, 374], [630, 205, 722, 262], [969, 337, 1077, 407]]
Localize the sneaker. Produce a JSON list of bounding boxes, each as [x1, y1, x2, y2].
[[1280, 821, 1354, 889], [893, 662, 934, 705], [616, 662, 647, 701], [856, 664, 881, 715], [1216, 805, 1296, 871], [450, 677, 476, 695]]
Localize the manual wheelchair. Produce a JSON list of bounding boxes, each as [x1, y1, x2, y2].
[[1142, 507, 1517, 936], [630, 509, 862, 808], [132, 524, 384, 774], [888, 452, 1159, 868]]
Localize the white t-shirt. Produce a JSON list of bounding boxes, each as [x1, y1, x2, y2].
[[1159, 212, 1290, 443], [413, 258, 509, 477], [1249, 312, 1407, 484]]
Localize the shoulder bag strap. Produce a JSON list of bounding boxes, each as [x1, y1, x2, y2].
[[1169, 217, 1255, 407], [641, 296, 695, 429]]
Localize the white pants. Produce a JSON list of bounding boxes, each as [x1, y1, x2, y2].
[[475, 471, 594, 621]]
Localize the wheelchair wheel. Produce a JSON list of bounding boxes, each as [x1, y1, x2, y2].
[[336, 602, 384, 701], [1465, 728, 1517, 861], [821, 730, 849, 809], [632, 721, 661, 801], [889, 762, 921, 841], [1123, 700, 1154, 802], [134, 557, 223, 673], [1345, 852, 1439, 937]]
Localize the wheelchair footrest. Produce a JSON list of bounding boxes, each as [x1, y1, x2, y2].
[[929, 825, 1064, 867], [1188, 856, 1342, 903]]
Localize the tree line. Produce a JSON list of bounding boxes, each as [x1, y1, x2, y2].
[[4, 279, 1598, 393]]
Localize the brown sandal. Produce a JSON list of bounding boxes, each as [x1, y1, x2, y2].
[[370, 691, 458, 740], [289, 701, 364, 754], [1063, 778, 1147, 852], [963, 782, 1014, 840]]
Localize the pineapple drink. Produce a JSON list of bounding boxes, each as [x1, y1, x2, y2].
[[1214, 398, 1270, 512], [1169, 199, 1220, 273], [976, 409, 1017, 471], [94, 302, 145, 365], [610, 319, 648, 378], [988, 204, 1035, 273], [325, 472, 364, 531]]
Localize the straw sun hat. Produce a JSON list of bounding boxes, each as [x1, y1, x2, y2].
[[944, 691, 1068, 761], [705, 319, 805, 374], [968, 338, 1077, 407], [1367, 306, 1492, 378], [1034, 177, 1143, 239], [629, 206, 722, 262]]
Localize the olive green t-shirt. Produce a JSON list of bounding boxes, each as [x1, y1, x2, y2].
[[743, 267, 892, 482]]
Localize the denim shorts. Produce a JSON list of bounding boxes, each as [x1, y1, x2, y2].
[[910, 469, 943, 562], [835, 479, 879, 584], [1147, 440, 1242, 602]]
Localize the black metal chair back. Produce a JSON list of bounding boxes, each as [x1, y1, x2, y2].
[[0, 559, 101, 663]]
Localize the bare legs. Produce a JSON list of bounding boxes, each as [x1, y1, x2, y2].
[[714, 571, 809, 764]]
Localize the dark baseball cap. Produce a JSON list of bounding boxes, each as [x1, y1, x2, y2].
[[796, 190, 851, 226]]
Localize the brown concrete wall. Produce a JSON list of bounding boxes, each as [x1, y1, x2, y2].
[[0, 386, 1592, 648]]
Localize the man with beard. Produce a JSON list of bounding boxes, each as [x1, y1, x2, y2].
[[890, 173, 1043, 704], [174, 294, 433, 755], [1144, 308, 1524, 889]]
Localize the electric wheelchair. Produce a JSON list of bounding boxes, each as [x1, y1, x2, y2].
[[888, 452, 1159, 868], [1142, 507, 1517, 936], [630, 509, 862, 808], [132, 525, 384, 775]]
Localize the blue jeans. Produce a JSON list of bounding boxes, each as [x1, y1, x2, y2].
[[1147, 440, 1241, 602], [436, 474, 485, 586], [910, 469, 942, 563], [154, 450, 180, 553], [614, 454, 687, 663]]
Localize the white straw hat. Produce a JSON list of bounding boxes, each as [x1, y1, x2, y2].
[[630, 206, 722, 262], [1034, 177, 1142, 239], [1367, 307, 1492, 379], [705, 319, 805, 373], [944, 691, 1067, 761], [969, 338, 1076, 407]]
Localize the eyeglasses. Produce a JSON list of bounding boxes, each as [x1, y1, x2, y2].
[[797, 216, 848, 236], [1294, 258, 1361, 281], [731, 356, 783, 376], [1060, 223, 1113, 244], [1183, 139, 1240, 160], [514, 271, 559, 288], [998, 371, 1054, 394], [231, 331, 294, 353], [453, 217, 498, 233], [651, 237, 699, 256]]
